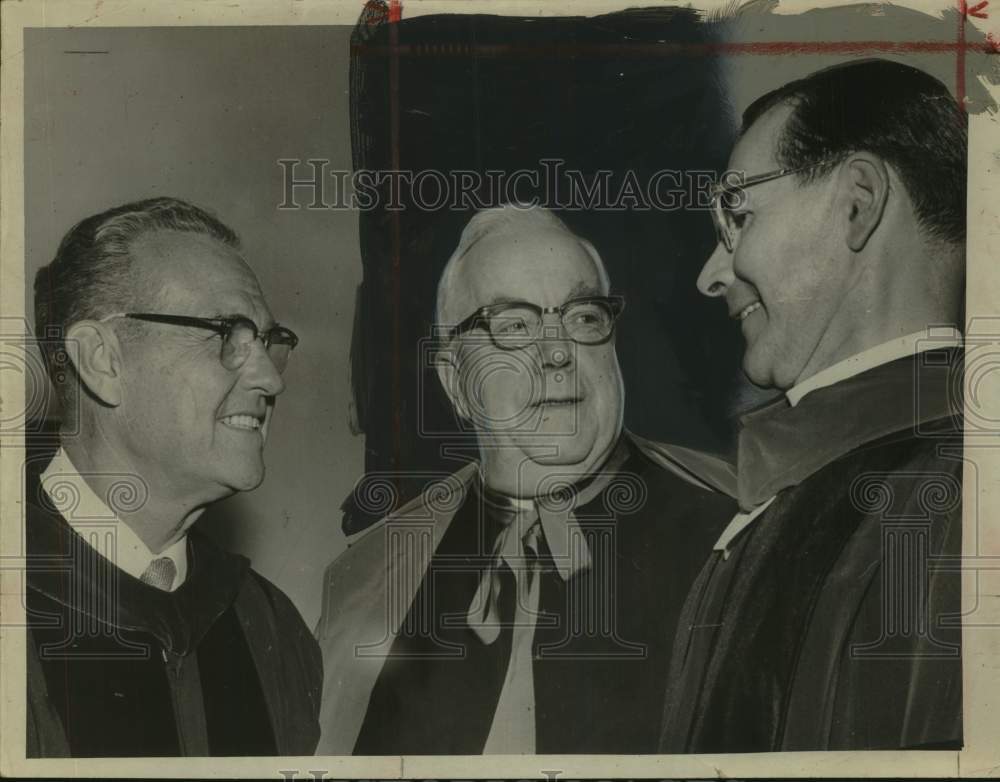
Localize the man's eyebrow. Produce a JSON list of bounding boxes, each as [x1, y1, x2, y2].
[[479, 285, 605, 309], [481, 295, 527, 308], [566, 282, 604, 298]]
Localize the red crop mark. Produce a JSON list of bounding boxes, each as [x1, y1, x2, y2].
[[352, 40, 1000, 58], [361, 0, 389, 27], [957, 0, 992, 107], [361, 0, 401, 26], [955, 0, 990, 109], [963, 0, 990, 18]]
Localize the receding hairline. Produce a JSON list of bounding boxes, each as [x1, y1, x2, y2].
[[436, 210, 610, 326], [122, 228, 259, 315], [129, 225, 250, 271]]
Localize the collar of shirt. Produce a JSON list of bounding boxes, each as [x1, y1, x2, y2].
[[714, 331, 962, 554], [786, 327, 963, 407], [477, 435, 632, 578], [40, 448, 188, 591]]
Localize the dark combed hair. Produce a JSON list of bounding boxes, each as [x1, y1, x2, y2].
[[33, 196, 240, 418], [742, 59, 967, 244]]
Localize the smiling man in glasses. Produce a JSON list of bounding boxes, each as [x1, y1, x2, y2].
[[26, 197, 321, 757], [658, 60, 966, 752], [315, 204, 736, 755]]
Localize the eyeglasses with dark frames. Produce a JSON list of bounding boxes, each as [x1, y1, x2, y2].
[[100, 312, 299, 373], [447, 295, 625, 350], [710, 158, 843, 252]]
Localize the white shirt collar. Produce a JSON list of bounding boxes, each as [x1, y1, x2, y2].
[[40, 448, 188, 591], [786, 327, 963, 408]]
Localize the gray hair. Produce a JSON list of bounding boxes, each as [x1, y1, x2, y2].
[[436, 204, 609, 327], [34, 196, 240, 422]]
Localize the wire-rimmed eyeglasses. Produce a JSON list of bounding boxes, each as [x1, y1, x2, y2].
[[447, 295, 625, 350], [100, 312, 299, 373], [710, 158, 843, 252]]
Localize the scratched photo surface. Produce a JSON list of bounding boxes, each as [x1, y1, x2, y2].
[[7, 0, 1000, 773]]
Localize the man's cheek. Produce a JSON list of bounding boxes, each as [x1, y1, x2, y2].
[[580, 351, 621, 399], [459, 350, 539, 429], [475, 373, 538, 431]]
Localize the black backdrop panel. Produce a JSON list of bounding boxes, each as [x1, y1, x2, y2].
[[344, 7, 743, 534]]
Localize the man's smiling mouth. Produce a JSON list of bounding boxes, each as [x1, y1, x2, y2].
[[219, 414, 263, 431], [734, 301, 762, 322]]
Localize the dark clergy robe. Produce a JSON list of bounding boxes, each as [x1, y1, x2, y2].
[[25, 474, 323, 757], [659, 350, 964, 753], [335, 433, 736, 754]]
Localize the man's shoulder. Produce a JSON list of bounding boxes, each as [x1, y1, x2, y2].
[[324, 463, 478, 572], [25, 477, 67, 532], [230, 564, 322, 754], [833, 415, 963, 477], [315, 462, 477, 638], [627, 431, 738, 498], [240, 566, 307, 623], [234, 564, 321, 672]]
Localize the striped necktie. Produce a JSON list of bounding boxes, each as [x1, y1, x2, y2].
[[140, 556, 177, 591], [469, 443, 631, 753], [482, 518, 543, 753]]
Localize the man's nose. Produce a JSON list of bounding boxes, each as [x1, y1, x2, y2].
[[537, 321, 573, 369], [696, 242, 736, 298], [241, 342, 287, 396]]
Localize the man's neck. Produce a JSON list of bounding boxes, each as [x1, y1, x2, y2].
[[62, 436, 207, 555], [793, 239, 963, 390]]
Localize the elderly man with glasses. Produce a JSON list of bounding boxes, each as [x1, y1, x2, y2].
[[315, 205, 736, 755], [26, 197, 321, 757], [658, 59, 966, 753]]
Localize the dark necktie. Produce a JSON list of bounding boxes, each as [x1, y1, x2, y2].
[[467, 446, 630, 753]]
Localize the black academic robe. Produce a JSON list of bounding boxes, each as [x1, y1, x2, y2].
[[659, 350, 964, 752], [25, 482, 323, 758], [346, 434, 737, 754]]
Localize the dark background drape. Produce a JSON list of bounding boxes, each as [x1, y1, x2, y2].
[[343, 5, 743, 534]]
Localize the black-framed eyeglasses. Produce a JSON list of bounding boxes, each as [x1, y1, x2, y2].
[[710, 158, 843, 252], [447, 295, 625, 350], [100, 312, 299, 373]]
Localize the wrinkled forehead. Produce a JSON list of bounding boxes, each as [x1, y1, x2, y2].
[[130, 230, 274, 324], [451, 227, 608, 316]]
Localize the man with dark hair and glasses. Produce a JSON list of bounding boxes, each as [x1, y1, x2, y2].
[[27, 197, 321, 757], [659, 59, 966, 752], [315, 204, 736, 755]]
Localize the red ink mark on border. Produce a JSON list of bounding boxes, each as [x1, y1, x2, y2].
[[959, 0, 990, 109], [714, 40, 991, 54], [351, 40, 1000, 58], [389, 0, 402, 23], [362, 0, 389, 27], [967, 0, 990, 18]]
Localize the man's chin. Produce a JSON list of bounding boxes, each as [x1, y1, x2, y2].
[[518, 437, 597, 467], [221, 463, 266, 494], [742, 349, 786, 392]]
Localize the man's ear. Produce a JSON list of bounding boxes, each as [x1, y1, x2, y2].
[[842, 153, 890, 252], [434, 347, 472, 421], [64, 321, 124, 407]]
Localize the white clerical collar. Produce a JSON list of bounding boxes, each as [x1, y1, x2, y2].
[[786, 326, 963, 408], [40, 448, 188, 591]]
